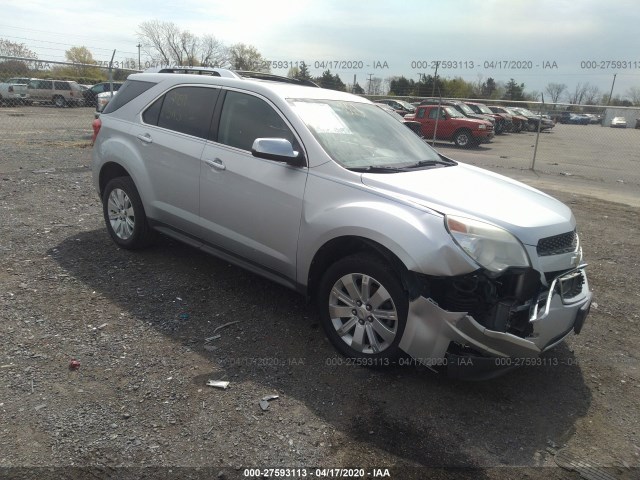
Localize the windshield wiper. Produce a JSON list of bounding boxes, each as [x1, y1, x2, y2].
[[402, 158, 457, 169], [348, 165, 405, 173]]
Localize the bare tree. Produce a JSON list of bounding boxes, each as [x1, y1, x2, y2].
[[583, 84, 601, 105], [566, 82, 591, 105], [138, 20, 229, 67], [199, 35, 230, 67], [545, 82, 567, 104], [627, 87, 640, 106], [367, 77, 383, 95], [0, 38, 37, 58]]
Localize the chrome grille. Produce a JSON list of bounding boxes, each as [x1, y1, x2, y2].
[[537, 230, 577, 257]]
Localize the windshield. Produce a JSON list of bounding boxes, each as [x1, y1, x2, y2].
[[516, 108, 534, 116], [458, 103, 475, 115], [396, 100, 415, 111], [290, 99, 442, 169], [476, 104, 493, 114], [444, 106, 464, 118]]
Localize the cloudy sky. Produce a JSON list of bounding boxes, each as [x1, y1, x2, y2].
[[1, 0, 639, 100]]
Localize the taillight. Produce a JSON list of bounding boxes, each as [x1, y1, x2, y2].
[[91, 118, 102, 144]]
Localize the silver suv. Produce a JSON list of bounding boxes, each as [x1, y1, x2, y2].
[[92, 67, 591, 377]]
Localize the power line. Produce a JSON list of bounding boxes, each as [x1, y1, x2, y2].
[[0, 33, 137, 55], [0, 23, 126, 42]]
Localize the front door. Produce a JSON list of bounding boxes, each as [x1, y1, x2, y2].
[[199, 90, 307, 284]]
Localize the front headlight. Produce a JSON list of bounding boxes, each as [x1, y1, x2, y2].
[[477, 124, 487, 130], [446, 215, 530, 273]]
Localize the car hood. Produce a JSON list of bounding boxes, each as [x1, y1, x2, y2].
[[360, 162, 575, 245]]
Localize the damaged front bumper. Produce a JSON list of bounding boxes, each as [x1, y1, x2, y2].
[[398, 265, 592, 378]]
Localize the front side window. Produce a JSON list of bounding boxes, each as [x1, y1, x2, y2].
[[218, 91, 296, 151], [54, 81, 71, 90], [428, 108, 445, 119]]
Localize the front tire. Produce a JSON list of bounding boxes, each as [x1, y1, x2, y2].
[[53, 96, 66, 108], [453, 129, 474, 148], [102, 176, 156, 249], [318, 254, 408, 361]]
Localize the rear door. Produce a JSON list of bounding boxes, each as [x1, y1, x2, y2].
[[199, 89, 307, 284], [130, 84, 220, 236]]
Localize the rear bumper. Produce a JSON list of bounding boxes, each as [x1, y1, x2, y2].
[[399, 267, 591, 374]]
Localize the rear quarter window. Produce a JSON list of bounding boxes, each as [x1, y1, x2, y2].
[[102, 80, 157, 114]]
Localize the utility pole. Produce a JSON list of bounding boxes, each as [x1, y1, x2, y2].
[[136, 43, 142, 70], [607, 73, 617, 106], [431, 61, 440, 97], [367, 73, 373, 95]]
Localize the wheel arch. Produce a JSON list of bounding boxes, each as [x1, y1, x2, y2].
[[98, 162, 132, 197], [306, 235, 423, 301]]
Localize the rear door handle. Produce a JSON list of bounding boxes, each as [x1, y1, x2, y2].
[[204, 158, 226, 170], [136, 133, 153, 144]]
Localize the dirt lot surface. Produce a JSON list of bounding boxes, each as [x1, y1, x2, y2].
[[0, 109, 639, 480]]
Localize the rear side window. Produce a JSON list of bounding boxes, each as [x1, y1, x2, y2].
[[144, 86, 219, 139], [54, 81, 70, 90], [102, 80, 156, 114]]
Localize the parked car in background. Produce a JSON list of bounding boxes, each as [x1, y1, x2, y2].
[[463, 101, 511, 134], [420, 98, 496, 127], [375, 103, 423, 136], [27, 79, 84, 107], [83, 81, 124, 107], [405, 104, 494, 147], [610, 117, 627, 128], [95, 90, 118, 113], [507, 107, 554, 131], [0, 79, 30, 106], [567, 114, 590, 125], [488, 105, 527, 132], [376, 98, 416, 116], [92, 67, 590, 377], [584, 114, 603, 124]]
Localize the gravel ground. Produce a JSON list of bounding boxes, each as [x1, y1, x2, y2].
[[0, 132, 639, 480]]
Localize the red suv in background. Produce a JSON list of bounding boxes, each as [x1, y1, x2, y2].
[[405, 104, 494, 147]]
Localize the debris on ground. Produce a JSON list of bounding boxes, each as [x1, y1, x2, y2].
[[259, 394, 279, 411], [206, 380, 230, 390], [69, 359, 81, 370]]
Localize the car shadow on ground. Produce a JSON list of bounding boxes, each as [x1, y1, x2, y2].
[[51, 229, 592, 474]]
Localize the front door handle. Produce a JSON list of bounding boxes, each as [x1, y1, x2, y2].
[[204, 158, 226, 170]]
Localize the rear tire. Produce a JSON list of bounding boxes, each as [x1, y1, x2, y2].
[[102, 176, 156, 249], [317, 254, 408, 361]]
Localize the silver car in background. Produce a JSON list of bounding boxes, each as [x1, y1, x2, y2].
[[91, 68, 591, 378]]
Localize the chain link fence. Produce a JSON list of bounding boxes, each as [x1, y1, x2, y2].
[[1, 56, 639, 189]]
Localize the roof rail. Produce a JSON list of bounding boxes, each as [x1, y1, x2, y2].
[[145, 66, 319, 87], [150, 66, 241, 78], [234, 70, 319, 87]]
